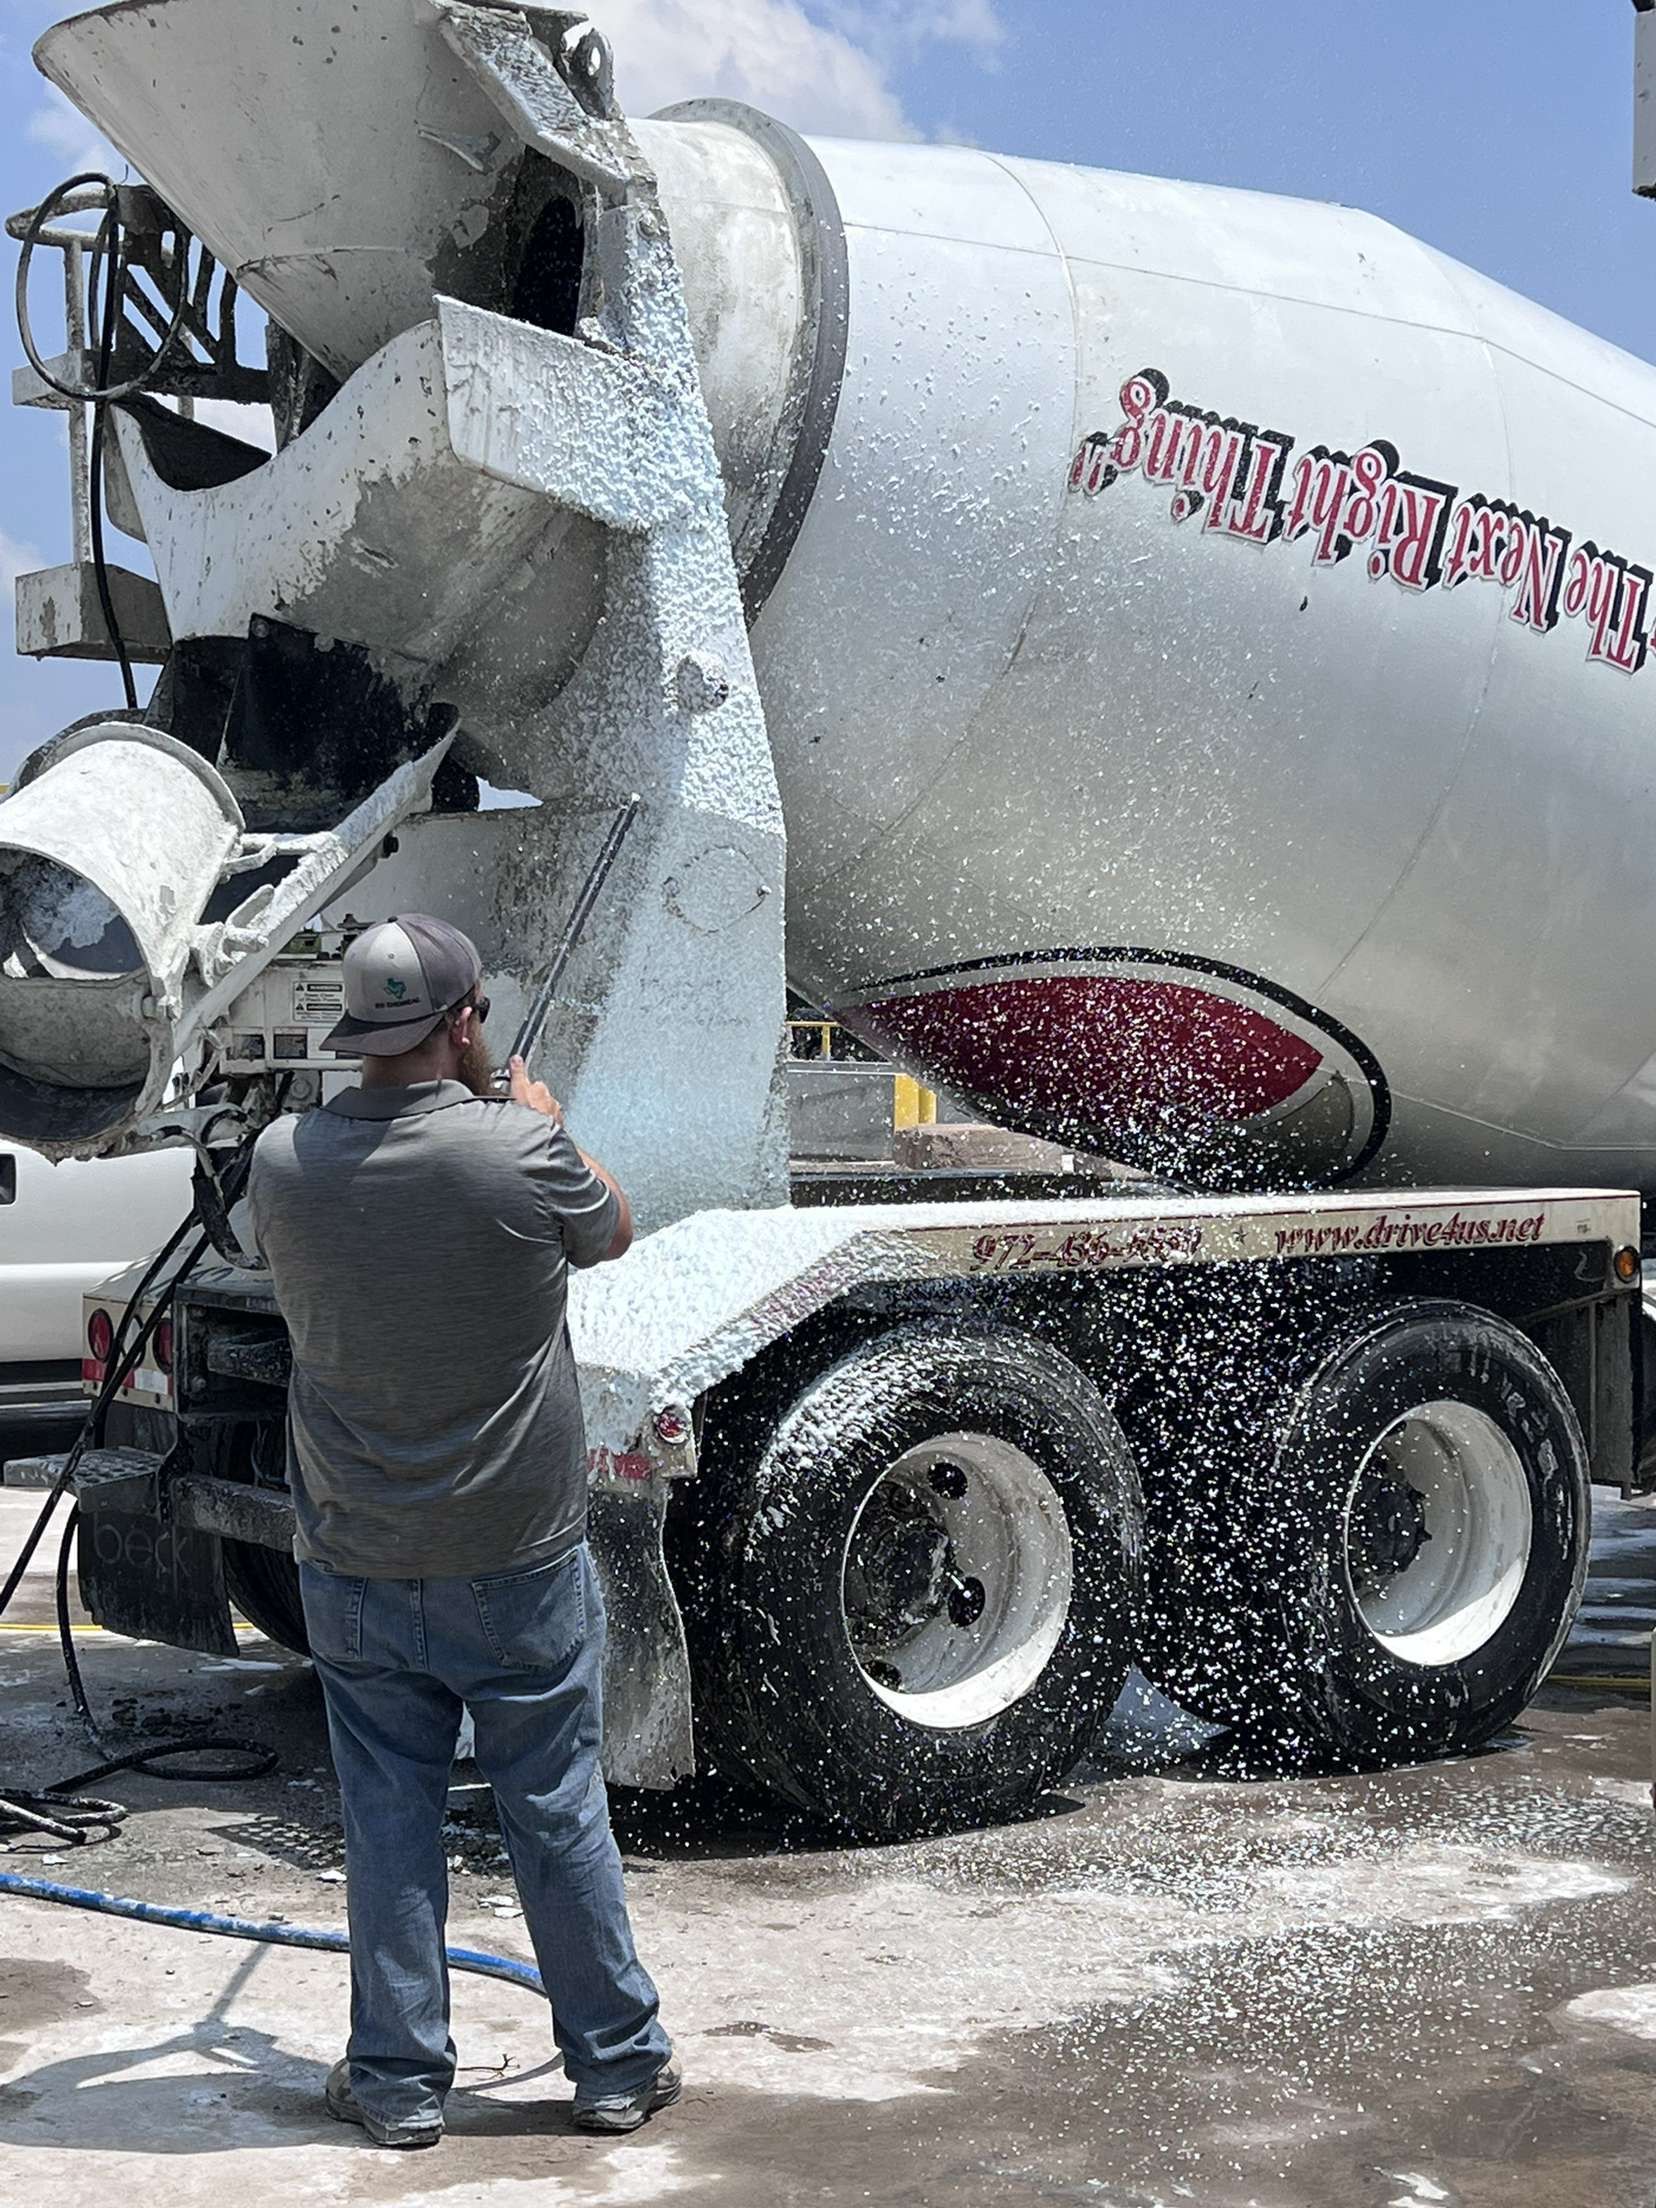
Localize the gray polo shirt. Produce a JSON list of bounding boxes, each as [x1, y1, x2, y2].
[[246, 1081, 619, 1579]]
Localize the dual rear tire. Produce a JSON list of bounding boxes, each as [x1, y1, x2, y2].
[[689, 1297, 1590, 1830], [684, 1321, 1144, 1838], [1134, 1299, 1590, 1765]]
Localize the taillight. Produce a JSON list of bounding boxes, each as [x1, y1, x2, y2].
[[87, 1309, 114, 1363], [153, 1318, 174, 1375]]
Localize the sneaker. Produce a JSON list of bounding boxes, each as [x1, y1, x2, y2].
[[572, 2058, 682, 2134], [325, 2058, 443, 2149]]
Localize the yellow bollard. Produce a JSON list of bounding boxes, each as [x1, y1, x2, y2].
[[893, 1076, 939, 1130]]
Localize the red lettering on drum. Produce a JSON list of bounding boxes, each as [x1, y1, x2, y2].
[[1068, 365, 1647, 677]]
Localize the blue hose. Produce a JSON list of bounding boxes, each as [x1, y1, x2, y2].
[[0, 1870, 546, 1996]]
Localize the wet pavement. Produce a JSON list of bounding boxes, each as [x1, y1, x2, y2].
[[2, 1489, 1655, 2206]]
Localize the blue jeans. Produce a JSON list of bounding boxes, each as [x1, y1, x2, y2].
[[299, 1542, 669, 2129]]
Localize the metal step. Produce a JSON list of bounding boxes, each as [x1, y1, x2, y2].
[[14, 559, 170, 663], [1, 1445, 157, 1498]]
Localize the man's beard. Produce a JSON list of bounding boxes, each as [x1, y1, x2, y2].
[[457, 1031, 495, 1096]]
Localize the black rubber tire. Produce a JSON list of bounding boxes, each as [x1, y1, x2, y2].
[[222, 1539, 310, 1656], [105, 1406, 312, 1657], [685, 1320, 1144, 1838], [1137, 1298, 1589, 1765]]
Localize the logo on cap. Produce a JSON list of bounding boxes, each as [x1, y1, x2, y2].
[[322, 913, 484, 1059]]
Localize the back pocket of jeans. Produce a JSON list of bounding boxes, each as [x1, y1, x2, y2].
[[299, 1563, 366, 1663], [470, 1547, 586, 1671]]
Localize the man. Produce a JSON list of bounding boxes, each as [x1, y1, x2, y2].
[[247, 912, 676, 2149]]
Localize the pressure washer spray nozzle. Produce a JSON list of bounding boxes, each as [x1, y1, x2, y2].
[[491, 796, 641, 1096]]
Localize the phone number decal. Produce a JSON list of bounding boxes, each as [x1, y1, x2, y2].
[[966, 1223, 1205, 1273]]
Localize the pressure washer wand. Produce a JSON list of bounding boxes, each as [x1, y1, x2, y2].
[[493, 795, 641, 1092]]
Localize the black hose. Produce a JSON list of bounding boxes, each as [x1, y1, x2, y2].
[[15, 174, 189, 405], [0, 1789, 125, 1849], [52, 1503, 277, 1789], [0, 1209, 198, 1624], [0, 1207, 277, 1845], [87, 191, 135, 709], [88, 362, 135, 710], [15, 172, 192, 710]]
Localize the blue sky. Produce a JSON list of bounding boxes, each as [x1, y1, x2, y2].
[[1, 0, 1650, 777]]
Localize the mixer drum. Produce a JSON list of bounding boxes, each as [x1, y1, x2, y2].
[[36, 0, 1656, 1192], [729, 133, 1656, 1193]]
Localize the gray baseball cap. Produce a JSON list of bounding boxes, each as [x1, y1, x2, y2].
[[323, 914, 484, 1057]]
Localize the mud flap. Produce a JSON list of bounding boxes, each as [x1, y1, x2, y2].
[[588, 1484, 694, 1789], [77, 1504, 239, 1657]]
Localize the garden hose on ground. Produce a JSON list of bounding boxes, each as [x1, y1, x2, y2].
[[0, 1872, 545, 1998]]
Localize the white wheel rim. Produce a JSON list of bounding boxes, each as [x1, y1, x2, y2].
[[1344, 1399, 1533, 1668], [840, 1432, 1074, 1731]]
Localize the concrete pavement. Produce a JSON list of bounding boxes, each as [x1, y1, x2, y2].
[[2, 1492, 1656, 2205]]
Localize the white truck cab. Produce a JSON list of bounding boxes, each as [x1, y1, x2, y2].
[[0, 1143, 192, 1429]]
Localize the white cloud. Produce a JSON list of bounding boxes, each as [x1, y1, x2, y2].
[[922, 0, 1004, 44], [25, 85, 120, 183], [597, 0, 1002, 139], [826, 1, 1005, 61], [12, 0, 1004, 182], [0, 527, 40, 649]]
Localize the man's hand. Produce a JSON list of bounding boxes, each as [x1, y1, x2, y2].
[[508, 1054, 632, 1261], [508, 1056, 564, 1123]]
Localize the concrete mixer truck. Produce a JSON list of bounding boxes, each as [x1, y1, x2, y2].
[[0, 0, 1649, 1834]]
